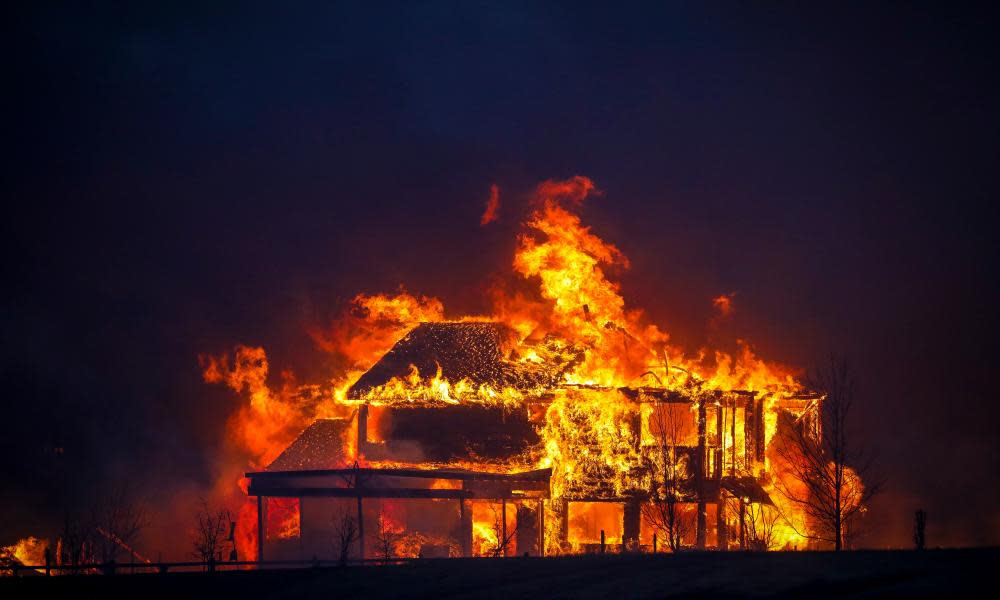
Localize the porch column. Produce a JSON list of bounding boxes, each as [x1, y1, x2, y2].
[[538, 500, 545, 557], [256, 495, 265, 563], [623, 498, 641, 551], [459, 499, 473, 557], [356, 495, 364, 560], [501, 498, 507, 557], [717, 495, 728, 551]]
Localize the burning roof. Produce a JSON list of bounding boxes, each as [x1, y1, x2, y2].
[[346, 322, 555, 399], [265, 418, 352, 471]]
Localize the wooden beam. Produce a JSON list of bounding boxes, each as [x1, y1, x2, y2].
[[248, 486, 475, 500], [246, 467, 552, 483], [696, 398, 707, 550]]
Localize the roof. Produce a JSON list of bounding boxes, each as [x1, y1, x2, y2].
[[266, 418, 352, 472], [346, 322, 553, 398]]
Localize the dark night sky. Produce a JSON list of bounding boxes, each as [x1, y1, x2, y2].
[[3, 2, 998, 551]]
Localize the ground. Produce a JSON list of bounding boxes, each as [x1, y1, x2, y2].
[[2, 549, 993, 599]]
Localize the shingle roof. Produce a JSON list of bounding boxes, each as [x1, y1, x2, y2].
[[346, 322, 552, 398], [266, 418, 352, 471]]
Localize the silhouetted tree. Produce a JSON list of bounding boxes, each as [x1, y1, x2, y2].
[[488, 504, 516, 558], [773, 356, 882, 550], [333, 508, 358, 566], [641, 397, 691, 551], [58, 509, 95, 568], [743, 503, 781, 551], [914, 509, 927, 550], [192, 500, 233, 566], [375, 506, 401, 562], [92, 482, 147, 564]]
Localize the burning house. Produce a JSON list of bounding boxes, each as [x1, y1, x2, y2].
[[246, 321, 822, 560], [195, 176, 835, 562]]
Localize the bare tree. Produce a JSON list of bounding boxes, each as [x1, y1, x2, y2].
[[641, 399, 690, 551], [92, 482, 148, 564], [742, 502, 781, 551], [772, 356, 882, 550], [333, 508, 358, 566], [488, 504, 516, 558], [375, 506, 401, 562], [192, 500, 233, 565], [59, 510, 95, 569]]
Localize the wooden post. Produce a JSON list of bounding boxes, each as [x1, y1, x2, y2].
[[355, 467, 365, 560], [716, 399, 724, 450], [558, 498, 569, 551], [653, 533, 657, 554], [739, 498, 746, 550], [696, 398, 707, 549], [717, 496, 728, 551], [631, 410, 642, 452], [501, 498, 507, 557], [538, 500, 545, 557], [754, 397, 766, 464], [357, 404, 368, 458], [623, 499, 641, 552], [459, 499, 473, 557], [357, 496, 365, 560], [600, 529, 605, 554], [256, 495, 265, 563], [730, 398, 737, 477]]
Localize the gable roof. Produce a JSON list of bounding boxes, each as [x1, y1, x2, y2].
[[346, 322, 551, 398]]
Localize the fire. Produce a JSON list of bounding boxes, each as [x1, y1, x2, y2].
[[203, 175, 858, 557], [360, 364, 532, 409], [1, 537, 48, 573], [480, 183, 501, 226]]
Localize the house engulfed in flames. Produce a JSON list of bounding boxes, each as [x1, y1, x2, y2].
[[246, 320, 822, 560], [206, 176, 828, 561]]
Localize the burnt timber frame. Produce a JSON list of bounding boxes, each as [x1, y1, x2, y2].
[[608, 388, 819, 550], [246, 466, 551, 561], [252, 382, 819, 558]]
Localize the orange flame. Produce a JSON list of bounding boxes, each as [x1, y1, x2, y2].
[[201, 175, 853, 556]]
